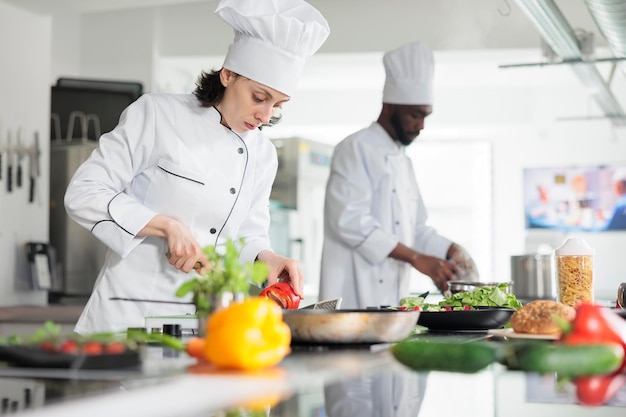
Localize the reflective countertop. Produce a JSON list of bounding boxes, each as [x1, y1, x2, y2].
[[0, 333, 625, 417]]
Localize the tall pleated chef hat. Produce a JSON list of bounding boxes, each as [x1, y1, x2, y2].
[[382, 42, 434, 105], [215, 0, 330, 97], [613, 168, 626, 183]]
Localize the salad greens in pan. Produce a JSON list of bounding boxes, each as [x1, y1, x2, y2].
[[399, 283, 522, 311]]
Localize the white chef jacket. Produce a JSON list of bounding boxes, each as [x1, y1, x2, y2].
[[324, 372, 426, 417], [319, 122, 451, 309], [65, 93, 277, 334]]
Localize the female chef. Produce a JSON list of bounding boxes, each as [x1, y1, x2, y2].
[[64, 0, 330, 334]]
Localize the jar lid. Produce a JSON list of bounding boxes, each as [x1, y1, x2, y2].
[[555, 237, 595, 256]]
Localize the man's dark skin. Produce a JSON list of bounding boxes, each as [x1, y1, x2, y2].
[[376, 102, 463, 293]]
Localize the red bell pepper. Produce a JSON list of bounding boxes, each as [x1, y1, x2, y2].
[[575, 373, 626, 406], [562, 303, 626, 372], [259, 282, 301, 309]]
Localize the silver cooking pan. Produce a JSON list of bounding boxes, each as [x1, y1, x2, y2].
[[282, 309, 420, 344]]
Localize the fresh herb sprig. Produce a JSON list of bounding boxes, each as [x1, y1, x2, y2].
[[175, 238, 269, 317]]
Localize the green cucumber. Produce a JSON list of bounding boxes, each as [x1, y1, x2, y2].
[[391, 340, 500, 373], [516, 343, 623, 378]]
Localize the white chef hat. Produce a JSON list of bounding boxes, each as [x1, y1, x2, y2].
[[613, 168, 626, 183], [215, 0, 330, 97], [382, 42, 434, 105]]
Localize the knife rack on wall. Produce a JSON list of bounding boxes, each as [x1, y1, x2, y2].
[[50, 79, 142, 142], [0, 124, 41, 203]]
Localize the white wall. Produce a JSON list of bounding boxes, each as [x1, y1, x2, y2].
[[80, 8, 156, 91], [0, 2, 51, 306], [50, 13, 81, 85]]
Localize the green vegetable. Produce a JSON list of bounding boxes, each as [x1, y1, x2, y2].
[[515, 343, 624, 378], [399, 284, 522, 311], [30, 320, 61, 343], [175, 238, 269, 317], [439, 284, 522, 309], [140, 332, 186, 351], [392, 340, 501, 373], [0, 320, 186, 353], [398, 296, 426, 308], [0, 334, 22, 345]]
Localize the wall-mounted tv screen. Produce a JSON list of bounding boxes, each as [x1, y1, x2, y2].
[[524, 164, 626, 232]]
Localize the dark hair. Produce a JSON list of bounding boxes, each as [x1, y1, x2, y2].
[[194, 69, 224, 107], [193, 69, 283, 128]]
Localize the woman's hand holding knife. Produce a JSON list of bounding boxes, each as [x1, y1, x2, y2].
[[138, 214, 210, 274]]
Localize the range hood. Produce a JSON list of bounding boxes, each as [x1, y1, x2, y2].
[[512, 0, 626, 126]]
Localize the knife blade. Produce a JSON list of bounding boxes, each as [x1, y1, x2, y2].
[[6, 131, 13, 193], [109, 296, 193, 305], [16, 128, 24, 188], [28, 132, 41, 203], [0, 119, 3, 180]]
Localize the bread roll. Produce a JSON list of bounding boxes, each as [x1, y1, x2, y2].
[[510, 300, 575, 336]]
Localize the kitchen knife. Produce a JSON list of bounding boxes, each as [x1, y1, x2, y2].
[[6, 131, 13, 192], [28, 132, 41, 203], [110, 296, 193, 305], [0, 119, 3, 180], [16, 128, 24, 188], [249, 283, 263, 296]]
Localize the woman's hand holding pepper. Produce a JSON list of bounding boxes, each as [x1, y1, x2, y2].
[[257, 250, 304, 299]]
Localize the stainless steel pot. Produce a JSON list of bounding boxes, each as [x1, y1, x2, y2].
[[510, 254, 556, 301], [617, 282, 626, 309]]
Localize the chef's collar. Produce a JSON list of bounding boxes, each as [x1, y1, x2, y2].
[[371, 122, 405, 153]]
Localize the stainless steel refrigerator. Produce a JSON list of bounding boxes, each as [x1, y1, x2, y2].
[[269, 138, 334, 303], [49, 140, 106, 299]]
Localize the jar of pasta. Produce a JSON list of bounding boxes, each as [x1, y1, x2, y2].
[[554, 237, 594, 307]]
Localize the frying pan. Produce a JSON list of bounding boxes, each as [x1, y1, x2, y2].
[[110, 297, 417, 343], [282, 309, 420, 344]]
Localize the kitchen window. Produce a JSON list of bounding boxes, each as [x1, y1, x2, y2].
[[406, 139, 493, 295]]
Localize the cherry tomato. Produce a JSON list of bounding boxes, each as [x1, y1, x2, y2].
[[59, 340, 79, 354], [82, 342, 104, 355], [104, 342, 126, 354], [575, 374, 626, 406], [259, 282, 300, 309], [40, 342, 57, 352]]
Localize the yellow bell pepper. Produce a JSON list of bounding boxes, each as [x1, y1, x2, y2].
[[203, 297, 291, 371]]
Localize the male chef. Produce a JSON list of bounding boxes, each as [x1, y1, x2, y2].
[[319, 41, 478, 309]]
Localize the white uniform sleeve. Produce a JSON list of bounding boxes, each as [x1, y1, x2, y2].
[[411, 182, 452, 259], [325, 138, 398, 264], [64, 95, 159, 258]]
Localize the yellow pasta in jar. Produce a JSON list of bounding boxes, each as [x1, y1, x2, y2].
[[556, 255, 593, 307]]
